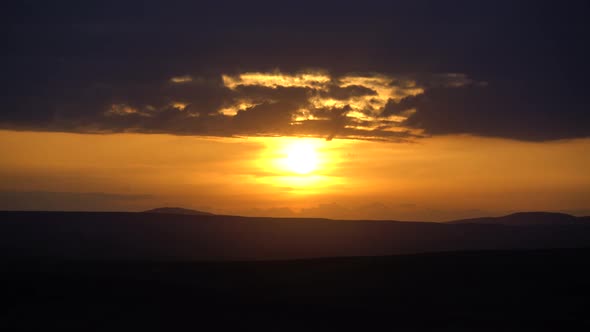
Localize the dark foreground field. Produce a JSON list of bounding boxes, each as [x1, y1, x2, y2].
[[2, 248, 590, 331], [1, 211, 590, 330]]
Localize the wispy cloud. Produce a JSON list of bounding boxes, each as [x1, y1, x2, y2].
[[170, 75, 193, 84]]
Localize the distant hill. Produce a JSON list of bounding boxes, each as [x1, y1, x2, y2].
[[449, 212, 582, 226], [2, 211, 590, 261], [143, 207, 215, 216]]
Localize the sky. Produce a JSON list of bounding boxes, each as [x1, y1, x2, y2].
[[1, 1, 589, 220]]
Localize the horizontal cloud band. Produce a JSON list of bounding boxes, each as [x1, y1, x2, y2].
[[1, 69, 587, 142]]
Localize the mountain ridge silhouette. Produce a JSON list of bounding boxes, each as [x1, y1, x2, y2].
[[449, 211, 583, 226], [2, 210, 589, 261], [143, 208, 587, 225], [144, 207, 214, 216]]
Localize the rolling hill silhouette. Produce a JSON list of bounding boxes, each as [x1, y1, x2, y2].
[[144, 207, 214, 216], [1, 210, 589, 260], [449, 211, 583, 225], [2, 210, 590, 330]]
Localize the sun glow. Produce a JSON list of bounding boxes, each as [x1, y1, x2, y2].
[[282, 140, 319, 174], [252, 137, 346, 195]]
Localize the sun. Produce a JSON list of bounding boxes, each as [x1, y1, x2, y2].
[[282, 140, 319, 174]]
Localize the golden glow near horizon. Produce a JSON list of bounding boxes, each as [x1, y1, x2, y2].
[[1, 130, 589, 220]]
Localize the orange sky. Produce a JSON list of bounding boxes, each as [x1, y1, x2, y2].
[[0, 130, 589, 221]]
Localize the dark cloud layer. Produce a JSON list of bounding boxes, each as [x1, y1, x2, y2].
[[385, 82, 590, 141], [1, 1, 589, 141]]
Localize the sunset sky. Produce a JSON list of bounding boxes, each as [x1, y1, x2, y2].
[[1, 1, 589, 220]]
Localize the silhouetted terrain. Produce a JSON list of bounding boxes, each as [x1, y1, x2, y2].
[[1, 211, 590, 330], [449, 212, 583, 226], [1, 211, 589, 260], [144, 207, 215, 216], [2, 249, 590, 331]]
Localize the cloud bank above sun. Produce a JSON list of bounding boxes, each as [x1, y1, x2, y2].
[[99, 70, 481, 141], [3, 2, 590, 142], [1, 67, 587, 142], [216, 71, 431, 140], [0, 68, 485, 142]]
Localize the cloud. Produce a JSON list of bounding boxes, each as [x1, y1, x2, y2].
[[0, 68, 431, 141], [3, 68, 587, 142], [218, 71, 426, 140], [2, 1, 589, 141], [104, 104, 151, 117], [169, 75, 193, 84], [222, 72, 331, 90], [385, 80, 590, 141]]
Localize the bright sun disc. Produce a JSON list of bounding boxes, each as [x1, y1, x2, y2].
[[283, 141, 319, 174]]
